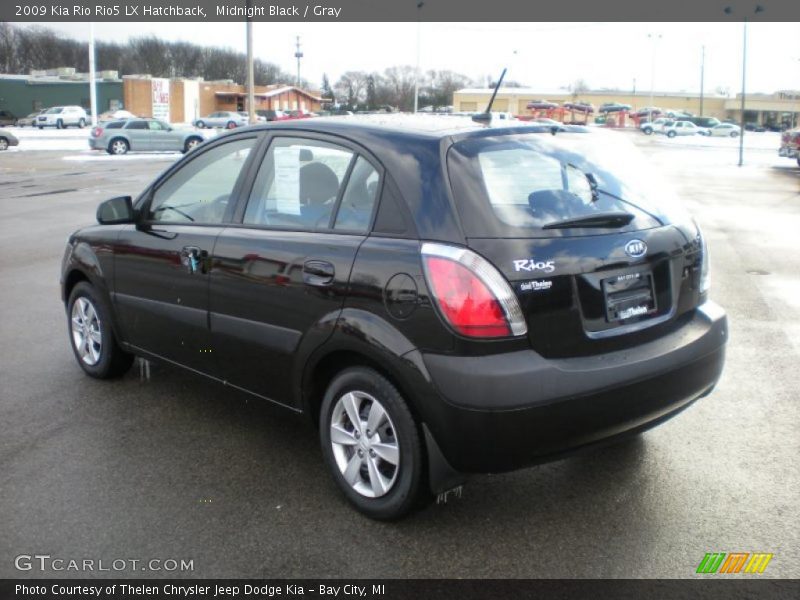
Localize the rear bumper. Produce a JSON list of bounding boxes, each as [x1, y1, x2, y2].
[[778, 146, 798, 158], [88, 137, 103, 150], [420, 301, 727, 473]]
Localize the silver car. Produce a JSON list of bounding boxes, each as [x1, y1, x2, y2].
[[89, 119, 205, 155], [0, 129, 19, 151], [194, 111, 247, 129]]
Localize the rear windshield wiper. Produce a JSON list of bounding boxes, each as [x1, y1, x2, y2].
[[542, 212, 635, 230]]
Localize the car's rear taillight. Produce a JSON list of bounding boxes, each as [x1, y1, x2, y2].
[[92, 127, 103, 137], [421, 242, 527, 338]]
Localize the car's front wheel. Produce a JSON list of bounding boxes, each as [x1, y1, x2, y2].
[[667, 130, 677, 138], [730, 131, 739, 138], [67, 282, 133, 379], [78, 118, 86, 129], [196, 121, 205, 129], [226, 121, 237, 129], [319, 367, 426, 520], [56, 119, 64, 129], [642, 127, 653, 135], [0, 137, 8, 151]]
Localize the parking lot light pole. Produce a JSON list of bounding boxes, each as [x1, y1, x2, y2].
[[413, 1, 424, 113], [726, 4, 765, 167], [246, 0, 256, 124], [699, 45, 705, 117], [647, 33, 662, 120], [88, 22, 97, 127]]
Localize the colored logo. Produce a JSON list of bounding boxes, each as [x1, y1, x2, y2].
[[624, 239, 647, 258], [696, 552, 774, 574]]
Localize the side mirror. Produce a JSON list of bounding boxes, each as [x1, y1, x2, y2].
[[97, 195, 134, 224]]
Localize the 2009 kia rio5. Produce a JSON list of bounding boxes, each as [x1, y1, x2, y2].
[[61, 115, 727, 519]]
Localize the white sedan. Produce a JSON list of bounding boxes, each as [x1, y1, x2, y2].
[[708, 123, 741, 138]]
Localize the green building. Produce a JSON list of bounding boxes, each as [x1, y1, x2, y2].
[[0, 69, 124, 119]]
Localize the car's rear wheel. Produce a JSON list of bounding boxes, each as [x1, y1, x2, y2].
[[67, 282, 133, 379], [56, 119, 64, 129], [38, 125, 43, 130], [0, 137, 8, 151], [108, 138, 129, 155], [196, 121, 205, 129], [319, 367, 425, 520], [78, 118, 86, 129], [226, 121, 237, 129], [183, 137, 202, 153], [796, 157, 800, 168], [643, 127, 653, 135], [667, 130, 677, 138], [730, 131, 739, 138]]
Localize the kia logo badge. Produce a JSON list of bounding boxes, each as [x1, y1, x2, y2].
[[625, 239, 647, 258]]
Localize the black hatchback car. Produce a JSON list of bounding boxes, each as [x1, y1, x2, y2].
[[61, 116, 727, 519]]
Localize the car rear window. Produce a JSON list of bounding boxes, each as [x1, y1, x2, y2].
[[447, 131, 690, 238]]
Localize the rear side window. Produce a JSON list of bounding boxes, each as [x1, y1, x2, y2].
[[243, 137, 355, 230], [126, 121, 148, 130], [334, 157, 380, 232], [105, 122, 124, 129]]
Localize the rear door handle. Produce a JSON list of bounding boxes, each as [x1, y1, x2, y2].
[[303, 260, 335, 286], [180, 246, 208, 274]]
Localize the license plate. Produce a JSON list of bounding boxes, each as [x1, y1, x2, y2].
[[602, 271, 657, 322]]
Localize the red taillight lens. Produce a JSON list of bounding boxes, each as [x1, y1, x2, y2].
[[424, 256, 510, 337], [92, 127, 103, 137]]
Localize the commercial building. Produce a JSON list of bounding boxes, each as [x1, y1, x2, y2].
[[453, 88, 800, 127], [0, 68, 123, 118], [122, 75, 325, 123]]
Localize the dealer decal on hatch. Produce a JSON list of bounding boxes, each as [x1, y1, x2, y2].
[[519, 279, 553, 292]]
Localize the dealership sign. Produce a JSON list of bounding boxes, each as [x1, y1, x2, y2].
[[152, 78, 170, 122]]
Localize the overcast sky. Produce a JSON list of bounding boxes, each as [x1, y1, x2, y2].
[[23, 21, 800, 95]]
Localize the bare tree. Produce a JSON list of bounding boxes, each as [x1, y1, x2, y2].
[[334, 71, 369, 108]]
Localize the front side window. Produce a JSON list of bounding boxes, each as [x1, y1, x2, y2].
[[149, 138, 255, 224], [243, 137, 355, 230]]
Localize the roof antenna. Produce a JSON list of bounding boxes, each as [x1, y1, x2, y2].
[[472, 68, 506, 124]]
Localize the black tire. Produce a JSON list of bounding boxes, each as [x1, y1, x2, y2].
[[319, 366, 426, 520], [183, 136, 202, 153], [108, 138, 129, 155], [666, 130, 676, 138], [796, 157, 800, 168], [643, 127, 653, 135], [196, 121, 205, 129], [78, 118, 86, 129], [38, 125, 44, 130], [0, 137, 8, 151], [67, 281, 134, 379], [226, 121, 237, 129], [730, 131, 739, 138], [56, 119, 64, 130]]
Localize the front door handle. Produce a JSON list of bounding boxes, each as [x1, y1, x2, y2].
[[303, 260, 335, 286], [180, 246, 208, 274]]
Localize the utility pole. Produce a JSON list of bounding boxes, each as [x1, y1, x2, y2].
[[246, 0, 255, 124], [294, 36, 303, 88], [632, 77, 636, 110], [88, 22, 97, 127], [647, 33, 662, 120], [413, 1, 424, 113], [699, 45, 705, 117]]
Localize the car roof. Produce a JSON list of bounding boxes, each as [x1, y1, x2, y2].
[[244, 114, 563, 141]]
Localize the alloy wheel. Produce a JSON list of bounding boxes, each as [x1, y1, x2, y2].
[[329, 391, 400, 498], [111, 140, 128, 155], [71, 297, 102, 365]]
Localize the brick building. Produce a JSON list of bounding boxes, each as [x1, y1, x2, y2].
[[122, 75, 324, 123]]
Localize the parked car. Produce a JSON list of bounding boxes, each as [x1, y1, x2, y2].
[[61, 116, 726, 519], [683, 116, 720, 129], [88, 118, 205, 155], [286, 109, 316, 119], [640, 118, 672, 135], [708, 123, 741, 138], [527, 100, 558, 110], [778, 127, 800, 166], [37, 106, 89, 129], [632, 107, 662, 118], [598, 102, 632, 113], [0, 128, 19, 150], [662, 120, 702, 138], [0, 109, 17, 126], [15, 110, 45, 127], [663, 109, 692, 119], [256, 109, 289, 122], [744, 122, 766, 132], [98, 109, 137, 122], [563, 101, 595, 113], [194, 111, 247, 129]]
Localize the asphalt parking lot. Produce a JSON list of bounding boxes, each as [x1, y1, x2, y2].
[[1, 130, 798, 579]]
